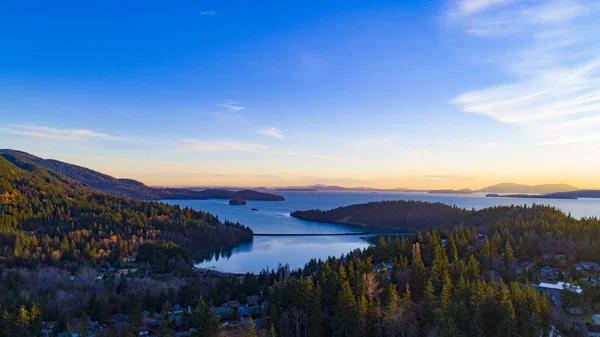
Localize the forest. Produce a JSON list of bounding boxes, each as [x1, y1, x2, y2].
[[2, 150, 600, 336], [0, 150, 253, 268]]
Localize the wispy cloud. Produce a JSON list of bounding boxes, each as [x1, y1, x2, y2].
[[173, 140, 266, 152], [447, 0, 600, 145], [0, 124, 127, 142], [201, 10, 217, 16], [478, 142, 498, 150], [399, 149, 428, 158], [447, 0, 512, 18], [217, 99, 246, 112], [258, 127, 284, 140], [268, 151, 342, 160], [423, 174, 476, 181], [351, 135, 394, 150]]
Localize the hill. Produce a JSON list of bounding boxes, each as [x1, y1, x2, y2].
[[486, 189, 600, 200], [0, 151, 253, 268], [291, 200, 467, 230], [478, 182, 578, 194], [0, 149, 284, 201], [291, 200, 573, 231]]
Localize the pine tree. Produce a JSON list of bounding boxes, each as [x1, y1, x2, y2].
[[440, 273, 452, 312], [29, 304, 42, 336], [245, 318, 258, 337], [333, 281, 358, 337], [423, 279, 435, 325], [410, 243, 427, 300], [357, 295, 368, 336], [192, 297, 220, 337], [17, 305, 29, 335], [504, 240, 515, 265]]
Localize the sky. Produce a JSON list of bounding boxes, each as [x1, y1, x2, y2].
[[1, 0, 600, 189]]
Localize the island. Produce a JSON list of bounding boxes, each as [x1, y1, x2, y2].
[[291, 200, 466, 230], [229, 198, 247, 205], [290, 199, 574, 230]]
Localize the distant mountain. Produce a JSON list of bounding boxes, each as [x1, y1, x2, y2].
[[487, 189, 600, 200], [478, 183, 578, 194], [428, 189, 473, 195], [0, 149, 284, 201], [271, 184, 418, 192]]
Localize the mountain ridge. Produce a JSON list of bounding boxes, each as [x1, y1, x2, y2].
[[0, 149, 285, 201]]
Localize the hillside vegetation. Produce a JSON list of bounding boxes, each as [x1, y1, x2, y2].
[[0, 152, 252, 269], [291, 200, 583, 231], [0, 149, 285, 201]]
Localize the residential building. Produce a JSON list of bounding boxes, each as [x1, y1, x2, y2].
[[576, 261, 600, 272], [515, 261, 532, 274], [584, 324, 600, 337]]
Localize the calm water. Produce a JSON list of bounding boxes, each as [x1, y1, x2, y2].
[[165, 191, 600, 273]]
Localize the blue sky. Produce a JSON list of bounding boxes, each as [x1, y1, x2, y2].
[[2, 0, 600, 189]]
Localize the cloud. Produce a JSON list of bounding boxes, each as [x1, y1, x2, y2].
[[399, 149, 428, 158], [173, 140, 266, 152], [201, 10, 217, 16], [258, 127, 284, 139], [0, 124, 127, 142], [217, 99, 246, 112], [351, 136, 394, 150], [478, 142, 498, 150], [423, 174, 476, 181], [447, 0, 600, 145], [268, 151, 342, 161], [448, 0, 513, 17]]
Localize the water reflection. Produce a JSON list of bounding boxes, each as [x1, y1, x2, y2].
[[166, 190, 600, 273], [195, 241, 254, 265]]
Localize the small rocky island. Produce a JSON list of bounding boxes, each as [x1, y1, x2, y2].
[[229, 198, 247, 205]]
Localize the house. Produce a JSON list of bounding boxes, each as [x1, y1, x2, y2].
[[223, 300, 240, 307], [576, 261, 600, 272], [246, 295, 261, 305], [168, 304, 185, 316], [584, 324, 600, 337], [214, 306, 234, 320], [537, 282, 582, 294], [237, 305, 259, 318], [537, 282, 582, 308], [580, 276, 600, 286], [40, 321, 56, 337], [109, 314, 129, 324], [374, 262, 394, 272], [540, 266, 555, 277], [515, 261, 532, 274]]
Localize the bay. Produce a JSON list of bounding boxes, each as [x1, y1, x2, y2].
[[165, 191, 600, 273]]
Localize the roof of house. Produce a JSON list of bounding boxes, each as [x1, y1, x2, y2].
[[586, 324, 600, 333], [537, 282, 582, 294]]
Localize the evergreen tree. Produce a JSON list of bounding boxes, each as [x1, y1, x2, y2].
[[410, 243, 427, 300], [245, 318, 258, 337], [333, 281, 358, 337], [192, 297, 220, 337]]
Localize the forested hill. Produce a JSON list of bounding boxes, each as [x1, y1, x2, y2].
[[291, 200, 578, 230], [0, 152, 253, 268], [0, 149, 284, 201], [291, 200, 467, 229]]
